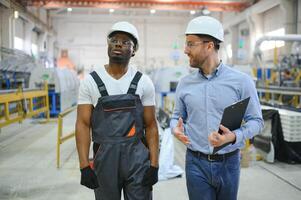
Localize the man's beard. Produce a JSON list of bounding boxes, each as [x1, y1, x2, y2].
[[110, 56, 129, 64]]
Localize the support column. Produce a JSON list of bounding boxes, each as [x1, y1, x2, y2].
[[230, 25, 239, 64], [0, 7, 2, 50], [24, 21, 34, 55], [47, 35, 55, 59], [297, 0, 301, 34], [247, 13, 263, 63], [1, 7, 14, 49], [281, 0, 297, 34], [0, 8, 3, 61], [281, 0, 297, 53], [38, 31, 47, 52]]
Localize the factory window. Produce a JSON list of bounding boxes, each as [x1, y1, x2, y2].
[[260, 28, 285, 51], [226, 44, 232, 58], [14, 37, 24, 50], [31, 43, 38, 58]]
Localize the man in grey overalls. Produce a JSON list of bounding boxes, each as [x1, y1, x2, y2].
[[75, 21, 159, 200]]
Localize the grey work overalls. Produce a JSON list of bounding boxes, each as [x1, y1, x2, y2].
[[90, 71, 151, 200]]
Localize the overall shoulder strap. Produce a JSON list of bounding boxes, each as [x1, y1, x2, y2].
[[127, 71, 142, 95], [90, 71, 109, 96]]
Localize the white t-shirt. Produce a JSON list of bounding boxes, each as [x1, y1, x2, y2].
[[78, 66, 156, 107]]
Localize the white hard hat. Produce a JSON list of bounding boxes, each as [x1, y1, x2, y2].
[[185, 16, 224, 42], [107, 21, 139, 50]]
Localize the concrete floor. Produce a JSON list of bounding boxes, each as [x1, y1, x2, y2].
[[0, 111, 301, 200]]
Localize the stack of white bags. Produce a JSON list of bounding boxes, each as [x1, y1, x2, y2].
[[158, 126, 183, 181]]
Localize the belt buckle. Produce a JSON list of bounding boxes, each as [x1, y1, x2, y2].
[[207, 154, 214, 161]]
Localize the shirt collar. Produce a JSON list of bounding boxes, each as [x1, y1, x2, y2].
[[199, 61, 223, 79], [215, 61, 224, 77]]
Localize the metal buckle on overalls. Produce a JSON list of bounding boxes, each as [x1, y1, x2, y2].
[[129, 84, 137, 90], [207, 154, 214, 161]]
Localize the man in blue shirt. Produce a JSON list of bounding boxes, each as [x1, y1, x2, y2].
[[170, 16, 264, 200]]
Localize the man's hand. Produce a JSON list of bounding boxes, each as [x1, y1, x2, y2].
[[80, 166, 99, 189], [142, 166, 158, 187], [208, 125, 236, 147], [173, 117, 190, 145]]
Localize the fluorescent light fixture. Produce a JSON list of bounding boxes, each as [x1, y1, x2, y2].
[[14, 11, 19, 19], [109, 8, 115, 13], [190, 10, 196, 15], [67, 7, 72, 12], [150, 9, 156, 14]]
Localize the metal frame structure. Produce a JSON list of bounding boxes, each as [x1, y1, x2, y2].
[[22, 0, 254, 12], [0, 82, 50, 128], [254, 35, 301, 110], [56, 106, 76, 168], [257, 86, 301, 108]]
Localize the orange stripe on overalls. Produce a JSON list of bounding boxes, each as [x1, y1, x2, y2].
[[127, 124, 136, 137]]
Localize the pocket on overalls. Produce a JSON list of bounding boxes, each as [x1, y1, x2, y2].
[[93, 143, 103, 160], [89, 143, 102, 170], [93, 144, 108, 178], [131, 140, 150, 166], [138, 140, 149, 154], [102, 99, 136, 137]]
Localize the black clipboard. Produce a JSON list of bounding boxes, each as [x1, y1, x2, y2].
[[212, 97, 250, 154]]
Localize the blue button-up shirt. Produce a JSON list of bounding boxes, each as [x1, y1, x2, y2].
[[170, 63, 264, 154]]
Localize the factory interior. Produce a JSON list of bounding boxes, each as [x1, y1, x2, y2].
[[1, 0, 301, 199]]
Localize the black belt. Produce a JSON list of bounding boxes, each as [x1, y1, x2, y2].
[[188, 149, 239, 162]]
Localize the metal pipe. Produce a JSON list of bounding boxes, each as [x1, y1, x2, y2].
[[254, 34, 301, 57], [256, 85, 301, 95], [0, 88, 41, 94], [254, 35, 301, 83]]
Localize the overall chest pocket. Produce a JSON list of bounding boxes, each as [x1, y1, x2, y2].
[[101, 99, 136, 137]]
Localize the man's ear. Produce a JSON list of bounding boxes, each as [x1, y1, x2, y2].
[[208, 42, 214, 51], [132, 47, 136, 57]]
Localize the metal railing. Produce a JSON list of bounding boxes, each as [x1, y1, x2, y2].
[[56, 106, 77, 168], [0, 82, 50, 128], [257, 85, 301, 108]]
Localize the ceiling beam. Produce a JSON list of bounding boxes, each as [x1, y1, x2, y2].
[[24, 0, 253, 12]]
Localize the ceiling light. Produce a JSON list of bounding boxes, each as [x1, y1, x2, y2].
[[67, 7, 72, 12], [190, 10, 196, 15], [150, 9, 156, 14], [14, 11, 19, 19], [202, 7, 210, 15], [109, 8, 115, 13]]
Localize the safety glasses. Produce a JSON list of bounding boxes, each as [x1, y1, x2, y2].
[[185, 41, 210, 49], [107, 38, 134, 48]]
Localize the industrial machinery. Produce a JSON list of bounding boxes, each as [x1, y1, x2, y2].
[[1, 47, 79, 117], [0, 47, 36, 90], [150, 66, 190, 114], [253, 36, 301, 163], [29, 66, 79, 116], [254, 35, 301, 110]]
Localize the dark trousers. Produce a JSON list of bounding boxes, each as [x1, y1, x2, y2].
[[93, 140, 152, 200]]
